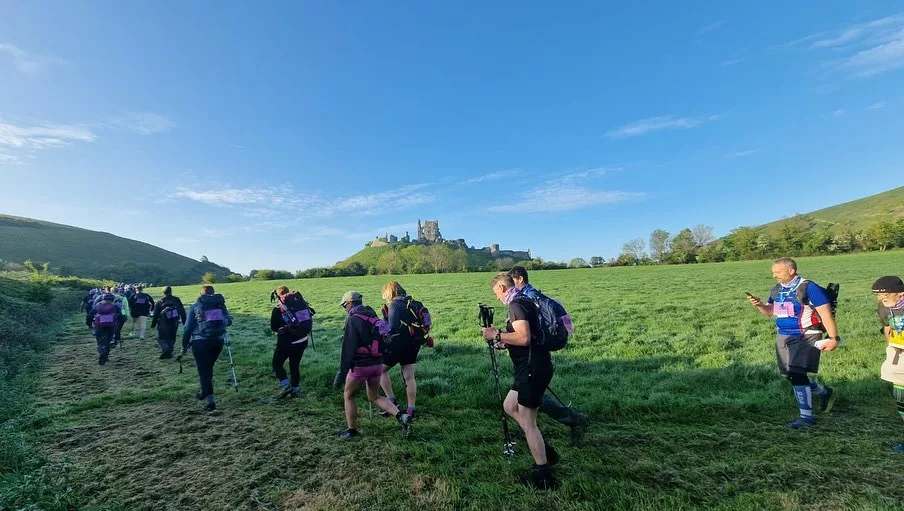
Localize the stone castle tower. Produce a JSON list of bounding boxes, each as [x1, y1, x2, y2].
[[417, 219, 442, 243]]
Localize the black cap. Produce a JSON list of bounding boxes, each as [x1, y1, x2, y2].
[[871, 276, 904, 293]]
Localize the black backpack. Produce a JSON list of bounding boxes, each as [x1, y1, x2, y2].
[[278, 291, 315, 338], [514, 291, 573, 352], [194, 294, 227, 338]]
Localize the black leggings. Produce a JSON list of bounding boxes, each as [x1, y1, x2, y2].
[[192, 338, 224, 398], [272, 340, 307, 387]]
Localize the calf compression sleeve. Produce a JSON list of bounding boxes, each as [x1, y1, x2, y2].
[[895, 385, 904, 422]]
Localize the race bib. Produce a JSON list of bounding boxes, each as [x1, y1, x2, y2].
[[773, 302, 795, 318]]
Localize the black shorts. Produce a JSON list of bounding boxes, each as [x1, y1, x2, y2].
[[510, 363, 554, 409], [776, 333, 823, 376], [383, 343, 420, 368]]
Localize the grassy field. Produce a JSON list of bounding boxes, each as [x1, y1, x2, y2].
[[11, 251, 904, 510]]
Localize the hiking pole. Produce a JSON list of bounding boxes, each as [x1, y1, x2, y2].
[[479, 303, 515, 461], [224, 332, 239, 390], [546, 386, 572, 408]]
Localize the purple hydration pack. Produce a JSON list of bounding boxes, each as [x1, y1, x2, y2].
[[353, 311, 390, 357], [94, 300, 119, 328]]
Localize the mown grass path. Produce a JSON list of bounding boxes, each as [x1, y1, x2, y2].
[[33, 252, 904, 510]]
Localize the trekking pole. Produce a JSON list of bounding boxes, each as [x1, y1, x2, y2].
[[175, 341, 192, 374], [546, 386, 572, 408], [224, 333, 239, 390], [479, 303, 515, 461]]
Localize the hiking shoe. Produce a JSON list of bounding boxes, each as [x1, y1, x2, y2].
[[276, 387, 294, 399], [159, 352, 173, 360], [397, 413, 413, 436], [818, 387, 836, 413], [339, 429, 360, 440], [196, 390, 204, 401], [532, 466, 556, 491], [545, 443, 560, 466], [787, 417, 815, 429], [204, 396, 216, 411], [892, 443, 904, 453]]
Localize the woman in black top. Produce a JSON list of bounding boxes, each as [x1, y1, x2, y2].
[[150, 286, 185, 359], [270, 285, 310, 398]]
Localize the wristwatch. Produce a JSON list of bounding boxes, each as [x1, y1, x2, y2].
[[494, 331, 502, 343]]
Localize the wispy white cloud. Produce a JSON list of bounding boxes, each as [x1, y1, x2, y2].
[[720, 57, 746, 67], [698, 20, 727, 36], [172, 183, 435, 218], [726, 149, 758, 159], [867, 101, 887, 110], [833, 109, 846, 117], [559, 167, 615, 181], [490, 183, 645, 213], [0, 43, 66, 76], [109, 112, 176, 135], [462, 169, 519, 184], [605, 114, 722, 139], [791, 14, 904, 78], [0, 119, 96, 150]]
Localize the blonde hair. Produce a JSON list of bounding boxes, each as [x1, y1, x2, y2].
[[275, 285, 289, 296], [490, 272, 514, 289], [382, 281, 407, 301]]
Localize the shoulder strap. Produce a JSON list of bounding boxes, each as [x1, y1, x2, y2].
[[796, 279, 810, 305]]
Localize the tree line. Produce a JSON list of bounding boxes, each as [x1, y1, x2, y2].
[[605, 216, 904, 266]]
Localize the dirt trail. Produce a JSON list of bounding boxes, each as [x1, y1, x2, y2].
[[37, 317, 431, 511]]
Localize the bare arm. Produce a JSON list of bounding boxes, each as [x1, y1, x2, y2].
[[747, 295, 773, 318]]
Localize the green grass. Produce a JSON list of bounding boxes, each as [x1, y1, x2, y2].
[[757, 185, 904, 234], [0, 214, 232, 283], [11, 251, 904, 510]]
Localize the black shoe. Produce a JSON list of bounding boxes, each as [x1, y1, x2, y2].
[[276, 387, 293, 399], [196, 390, 204, 401], [339, 429, 361, 440], [204, 396, 216, 411], [545, 443, 560, 466], [532, 465, 556, 491], [159, 352, 173, 360]]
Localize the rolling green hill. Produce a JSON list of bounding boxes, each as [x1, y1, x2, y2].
[[335, 241, 507, 272], [0, 214, 232, 284], [757, 185, 904, 234]]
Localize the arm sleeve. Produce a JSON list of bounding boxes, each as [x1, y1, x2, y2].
[[878, 305, 890, 331], [150, 303, 159, 328], [806, 282, 830, 307], [388, 300, 405, 338], [177, 298, 186, 324], [222, 304, 233, 327], [506, 302, 528, 332], [270, 308, 283, 332], [339, 317, 356, 373], [182, 307, 196, 349]]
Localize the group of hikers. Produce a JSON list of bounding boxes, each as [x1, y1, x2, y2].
[[81, 258, 904, 490]]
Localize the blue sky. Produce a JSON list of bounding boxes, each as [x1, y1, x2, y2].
[[2, 1, 903, 274]]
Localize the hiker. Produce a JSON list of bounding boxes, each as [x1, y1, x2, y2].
[[151, 286, 186, 359], [747, 257, 840, 429], [482, 272, 558, 490], [270, 285, 314, 398], [333, 290, 412, 439], [508, 266, 588, 442], [87, 292, 122, 365], [110, 287, 130, 347], [378, 281, 431, 419], [128, 285, 155, 340], [871, 276, 904, 453], [182, 285, 232, 411]]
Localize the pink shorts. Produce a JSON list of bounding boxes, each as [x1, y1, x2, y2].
[[347, 365, 383, 385]]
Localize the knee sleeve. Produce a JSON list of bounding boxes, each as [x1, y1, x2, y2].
[[786, 372, 809, 386]]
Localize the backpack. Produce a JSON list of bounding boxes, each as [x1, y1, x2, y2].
[[278, 291, 315, 338], [516, 290, 573, 352], [93, 300, 119, 328], [399, 298, 434, 347], [194, 294, 227, 338], [768, 279, 840, 331], [352, 307, 390, 357], [162, 306, 182, 323]]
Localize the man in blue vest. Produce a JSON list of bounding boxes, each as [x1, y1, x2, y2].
[[747, 257, 840, 428]]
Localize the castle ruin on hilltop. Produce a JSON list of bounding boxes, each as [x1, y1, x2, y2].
[[368, 219, 531, 260]]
